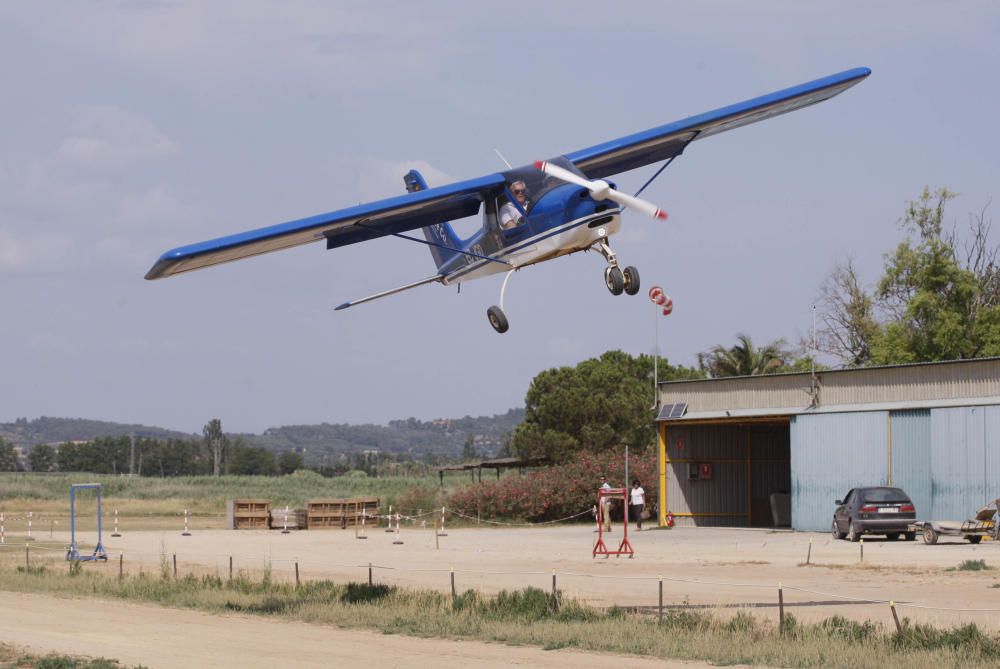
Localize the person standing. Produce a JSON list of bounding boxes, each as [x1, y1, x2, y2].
[[599, 475, 612, 532], [630, 479, 645, 531]]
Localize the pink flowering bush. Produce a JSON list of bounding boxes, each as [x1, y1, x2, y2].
[[448, 450, 657, 522]]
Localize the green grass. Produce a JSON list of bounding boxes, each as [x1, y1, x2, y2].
[[0, 643, 145, 668], [2, 561, 1000, 668], [955, 559, 992, 572]]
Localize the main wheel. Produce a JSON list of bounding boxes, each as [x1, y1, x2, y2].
[[486, 305, 509, 333], [967, 535, 983, 544], [623, 266, 640, 295], [604, 266, 624, 295], [885, 532, 900, 541], [904, 531, 916, 541], [831, 519, 846, 540], [922, 525, 938, 545], [846, 520, 860, 542]]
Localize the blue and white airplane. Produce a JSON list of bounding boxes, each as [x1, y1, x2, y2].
[[146, 67, 870, 333]]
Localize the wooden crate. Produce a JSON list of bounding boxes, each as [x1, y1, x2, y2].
[[232, 499, 270, 530], [306, 497, 379, 529]]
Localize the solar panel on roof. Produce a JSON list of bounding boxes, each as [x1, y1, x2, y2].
[[656, 402, 688, 420]]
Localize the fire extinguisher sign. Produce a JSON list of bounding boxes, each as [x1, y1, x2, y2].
[[700, 463, 713, 480]]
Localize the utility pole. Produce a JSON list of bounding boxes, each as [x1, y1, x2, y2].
[[129, 433, 136, 477]]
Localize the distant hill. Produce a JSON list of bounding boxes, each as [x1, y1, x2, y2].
[[0, 409, 524, 460]]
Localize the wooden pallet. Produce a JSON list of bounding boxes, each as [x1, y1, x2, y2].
[[306, 497, 379, 529], [231, 499, 270, 530]]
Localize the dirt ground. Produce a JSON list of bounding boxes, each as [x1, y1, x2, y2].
[[6, 524, 1000, 629], [0, 591, 729, 669]]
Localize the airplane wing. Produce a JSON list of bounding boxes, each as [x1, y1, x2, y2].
[[564, 67, 870, 179], [145, 172, 506, 279]]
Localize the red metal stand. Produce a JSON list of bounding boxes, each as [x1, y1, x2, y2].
[[593, 488, 634, 558]]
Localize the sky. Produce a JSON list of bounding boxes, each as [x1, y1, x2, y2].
[[1, 2, 998, 434]]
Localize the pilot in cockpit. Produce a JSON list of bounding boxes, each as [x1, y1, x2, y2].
[[499, 180, 529, 230]]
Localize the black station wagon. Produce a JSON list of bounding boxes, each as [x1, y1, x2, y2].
[[832, 486, 916, 541]]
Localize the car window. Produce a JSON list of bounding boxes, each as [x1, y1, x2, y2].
[[842, 489, 854, 504], [863, 488, 910, 503]]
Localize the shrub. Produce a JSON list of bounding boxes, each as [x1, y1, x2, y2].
[[447, 450, 657, 521]]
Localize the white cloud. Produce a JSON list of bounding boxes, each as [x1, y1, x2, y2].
[[115, 185, 188, 227], [54, 106, 178, 169], [0, 228, 73, 272]]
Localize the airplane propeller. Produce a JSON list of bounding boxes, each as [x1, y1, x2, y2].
[[533, 160, 668, 220]]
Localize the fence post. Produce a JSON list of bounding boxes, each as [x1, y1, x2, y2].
[[778, 582, 785, 632], [368, 562, 373, 587], [295, 561, 300, 588], [890, 600, 902, 634], [551, 569, 559, 612], [658, 576, 663, 623], [806, 537, 812, 565], [119, 553, 124, 580], [859, 538, 864, 563], [451, 566, 456, 600], [229, 555, 233, 581], [173, 554, 177, 578], [25, 545, 29, 569], [1, 513, 4, 544]]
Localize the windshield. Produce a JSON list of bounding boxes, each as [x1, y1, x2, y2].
[[501, 156, 584, 215], [863, 488, 910, 503]]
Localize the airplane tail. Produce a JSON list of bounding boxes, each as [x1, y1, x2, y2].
[[405, 169, 460, 270]]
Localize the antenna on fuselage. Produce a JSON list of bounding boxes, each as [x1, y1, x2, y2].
[[494, 149, 513, 170]]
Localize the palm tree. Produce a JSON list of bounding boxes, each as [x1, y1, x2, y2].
[[699, 334, 788, 377]]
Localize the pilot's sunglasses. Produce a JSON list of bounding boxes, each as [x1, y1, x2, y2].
[[512, 189, 526, 195]]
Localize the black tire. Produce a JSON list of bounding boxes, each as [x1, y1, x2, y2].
[[846, 520, 860, 542], [904, 531, 916, 541], [623, 266, 640, 296], [486, 305, 509, 333], [604, 266, 624, 295], [885, 532, 900, 541], [832, 519, 846, 540], [967, 535, 983, 544], [922, 525, 938, 545]]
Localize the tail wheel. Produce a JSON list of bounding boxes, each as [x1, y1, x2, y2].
[[486, 306, 509, 334], [604, 266, 624, 295], [623, 266, 640, 295]]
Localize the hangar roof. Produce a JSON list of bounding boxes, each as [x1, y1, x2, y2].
[[657, 357, 1000, 422]]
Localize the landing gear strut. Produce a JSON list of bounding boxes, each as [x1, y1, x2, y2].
[[487, 269, 515, 334], [595, 241, 640, 297]]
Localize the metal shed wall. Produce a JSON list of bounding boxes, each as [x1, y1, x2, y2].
[[889, 410, 932, 519], [790, 412, 888, 531], [929, 406, 999, 519]]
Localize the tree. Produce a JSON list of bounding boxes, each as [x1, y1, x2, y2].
[[277, 451, 303, 475], [819, 188, 1000, 365], [203, 418, 226, 477], [28, 444, 55, 472], [461, 435, 478, 461], [510, 350, 702, 463], [698, 334, 789, 377], [0, 437, 16, 472]]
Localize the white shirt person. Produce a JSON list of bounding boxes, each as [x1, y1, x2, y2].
[[499, 181, 529, 229]]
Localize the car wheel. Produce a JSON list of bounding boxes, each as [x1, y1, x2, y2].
[[968, 535, 983, 544], [846, 520, 860, 542], [922, 525, 938, 545], [885, 532, 900, 541], [831, 519, 846, 540]]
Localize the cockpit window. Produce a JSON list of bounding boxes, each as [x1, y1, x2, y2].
[[500, 156, 584, 216]]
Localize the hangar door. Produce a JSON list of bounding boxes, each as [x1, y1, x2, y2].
[[661, 421, 790, 527], [790, 412, 889, 531]]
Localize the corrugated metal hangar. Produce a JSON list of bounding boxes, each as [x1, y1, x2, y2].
[[655, 358, 1000, 531]]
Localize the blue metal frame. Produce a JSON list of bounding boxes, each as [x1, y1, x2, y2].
[[66, 483, 108, 562]]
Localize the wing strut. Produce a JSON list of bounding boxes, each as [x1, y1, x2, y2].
[[354, 222, 512, 267], [632, 130, 701, 198], [334, 274, 443, 311]]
